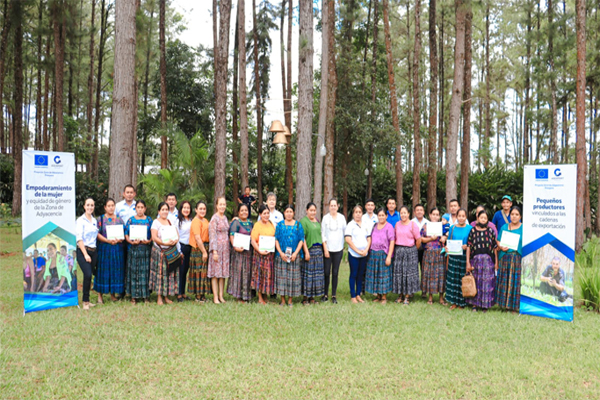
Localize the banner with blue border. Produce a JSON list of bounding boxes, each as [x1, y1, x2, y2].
[[22, 151, 78, 314], [520, 165, 576, 322]]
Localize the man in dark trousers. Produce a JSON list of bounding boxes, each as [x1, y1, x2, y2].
[[238, 186, 257, 217]]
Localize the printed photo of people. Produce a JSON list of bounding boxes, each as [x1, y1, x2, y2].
[[521, 245, 574, 307], [23, 232, 77, 295]]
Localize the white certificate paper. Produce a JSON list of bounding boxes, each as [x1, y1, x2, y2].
[[233, 233, 251, 251], [447, 240, 463, 256], [259, 236, 276, 253], [106, 224, 124, 240], [161, 226, 178, 242], [427, 222, 443, 237], [129, 225, 147, 241], [500, 231, 520, 251]]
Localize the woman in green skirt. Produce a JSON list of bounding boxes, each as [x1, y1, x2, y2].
[[444, 208, 472, 310], [124, 200, 152, 304], [496, 206, 523, 312]]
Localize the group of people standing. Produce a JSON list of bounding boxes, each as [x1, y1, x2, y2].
[[74, 184, 524, 313]]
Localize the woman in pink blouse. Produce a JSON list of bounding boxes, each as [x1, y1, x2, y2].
[[392, 206, 422, 304], [208, 197, 230, 304], [364, 208, 395, 304]]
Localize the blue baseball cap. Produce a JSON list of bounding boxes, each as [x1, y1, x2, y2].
[[502, 195, 513, 202]]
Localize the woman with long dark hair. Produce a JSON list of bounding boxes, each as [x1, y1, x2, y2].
[[177, 201, 193, 302], [95, 198, 125, 303], [227, 203, 254, 302], [124, 200, 152, 304], [274, 205, 305, 306]]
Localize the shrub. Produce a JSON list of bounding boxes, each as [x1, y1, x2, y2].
[[575, 236, 600, 312]]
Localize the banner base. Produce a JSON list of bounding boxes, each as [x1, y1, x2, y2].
[[24, 291, 79, 314]]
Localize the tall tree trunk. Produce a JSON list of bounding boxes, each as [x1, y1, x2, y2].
[[574, 0, 586, 250], [279, 0, 288, 198], [43, 35, 51, 151], [322, 0, 337, 216], [239, 0, 249, 191], [460, 4, 472, 209], [35, 0, 43, 150], [445, 0, 467, 207], [483, 1, 490, 169], [0, 0, 12, 154], [214, 0, 232, 202], [86, 0, 96, 173], [285, 0, 293, 204], [548, 0, 558, 164], [367, 0, 380, 201], [438, 7, 445, 168], [524, 4, 531, 164], [383, 0, 403, 206], [313, 0, 329, 218], [109, 0, 137, 199], [11, 0, 23, 216], [253, 0, 263, 204], [141, 3, 155, 177], [426, 0, 437, 210], [159, 0, 168, 169], [53, 0, 66, 151], [412, 0, 422, 208], [295, 0, 314, 220], [231, 7, 239, 207], [93, 0, 107, 179]]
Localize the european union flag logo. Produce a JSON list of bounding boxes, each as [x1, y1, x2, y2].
[[535, 168, 548, 180], [35, 155, 48, 166]]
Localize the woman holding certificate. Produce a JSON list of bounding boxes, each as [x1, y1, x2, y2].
[[420, 207, 447, 305], [188, 201, 210, 302], [208, 197, 230, 304], [251, 204, 276, 304], [445, 208, 472, 310], [496, 206, 523, 312], [274, 205, 305, 306], [150, 202, 180, 305], [364, 208, 395, 304], [95, 198, 125, 303], [228, 203, 254, 302], [300, 203, 325, 305], [392, 206, 422, 305], [124, 200, 153, 304], [465, 210, 498, 312]]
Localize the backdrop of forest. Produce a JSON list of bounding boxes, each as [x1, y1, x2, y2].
[[0, 0, 598, 248]]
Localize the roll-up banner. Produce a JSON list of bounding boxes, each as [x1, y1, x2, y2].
[[22, 151, 78, 314], [521, 164, 576, 321]]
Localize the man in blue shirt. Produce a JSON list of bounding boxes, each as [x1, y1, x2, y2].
[[386, 198, 400, 228], [492, 195, 513, 231], [32, 249, 46, 292], [238, 186, 257, 218]]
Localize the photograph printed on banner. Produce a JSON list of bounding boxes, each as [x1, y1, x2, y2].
[[521, 245, 574, 306], [23, 232, 77, 295]]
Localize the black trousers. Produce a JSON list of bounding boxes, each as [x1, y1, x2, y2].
[[76, 247, 97, 303], [179, 243, 192, 295], [324, 250, 343, 297]]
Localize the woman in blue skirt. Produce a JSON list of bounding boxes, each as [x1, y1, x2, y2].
[[124, 200, 152, 304], [95, 198, 125, 303]]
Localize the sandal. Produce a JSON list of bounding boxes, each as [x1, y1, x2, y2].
[[449, 304, 458, 310], [302, 300, 309, 306], [403, 298, 410, 305], [439, 299, 447, 306], [395, 297, 403, 304], [427, 300, 433, 305]]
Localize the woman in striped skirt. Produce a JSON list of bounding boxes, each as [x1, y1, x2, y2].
[[124, 200, 152, 303], [365, 208, 395, 304], [496, 206, 523, 312], [300, 203, 325, 305], [274, 205, 305, 306], [392, 206, 422, 305], [95, 198, 125, 303], [188, 201, 210, 302], [420, 207, 447, 305], [445, 208, 472, 310], [466, 209, 498, 312], [150, 202, 180, 305], [251, 205, 276, 305], [227, 204, 254, 302]]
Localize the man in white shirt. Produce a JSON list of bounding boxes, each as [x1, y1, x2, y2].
[[165, 193, 179, 225], [442, 199, 468, 226], [265, 192, 283, 226], [361, 198, 378, 232], [115, 185, 137, 224], [411, 204, 429, 230]]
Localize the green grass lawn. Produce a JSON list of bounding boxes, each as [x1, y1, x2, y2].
[[1, 226, 599, 399]]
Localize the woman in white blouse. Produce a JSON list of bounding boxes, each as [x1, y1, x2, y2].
[[150, 202, 180, 305], [76, 198, 99, 310], [321, 198, 346, 304], [345, 205, 372, 304], [177, 201, 193, 302]]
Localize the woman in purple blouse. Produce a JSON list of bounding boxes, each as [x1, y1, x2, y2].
[[364, 208, 395, 304]]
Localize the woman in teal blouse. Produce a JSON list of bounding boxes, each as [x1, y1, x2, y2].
[[496, 206, 523, 312], [274, 205, 305, 306], [444, 208, 472, 310]]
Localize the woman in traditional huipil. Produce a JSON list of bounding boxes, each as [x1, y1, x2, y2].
[[274, 205, 305, 306], [95, 198, 125, 303], [251, 204, 276, 304], [466, 209, 498, 312], [420, 207, 447, 305], [227, 203, 254, 302], [364, 208, 395, 304], [124, 200, 152, 304], [445, 208, 472, 310], [300, 202, 325, 305], [496, 206, 523, 312]]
